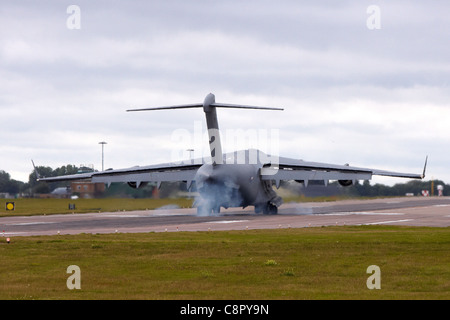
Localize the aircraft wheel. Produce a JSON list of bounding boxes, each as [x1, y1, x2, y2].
[[262, 203, 278, 215], [269, 204, 278, 215], [212, 205, 221, 215]]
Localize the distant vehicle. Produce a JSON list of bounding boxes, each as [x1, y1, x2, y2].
[[33, 93, 427, 215]]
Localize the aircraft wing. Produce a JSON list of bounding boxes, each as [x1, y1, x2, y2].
[[260, 155, 426, 187], [35, 160, 203, 188], [34, 153, 426, 188]]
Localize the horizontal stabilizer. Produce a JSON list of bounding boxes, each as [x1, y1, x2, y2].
[[127, 103, 283, 112], [127, 93, 283, 113], [127, 104, 203, 112], [211, 103, 283, 111]]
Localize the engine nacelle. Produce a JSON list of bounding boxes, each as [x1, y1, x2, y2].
[[127, 182, 148, 189], [338, 180, 353, 187]]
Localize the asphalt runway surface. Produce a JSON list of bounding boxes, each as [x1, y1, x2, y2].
[[1, 197, 450, 237]]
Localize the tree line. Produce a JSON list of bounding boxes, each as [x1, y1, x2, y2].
[[0, 165, 181, 198], [342, 179, 447, 197], [0, 165, 81, 195]]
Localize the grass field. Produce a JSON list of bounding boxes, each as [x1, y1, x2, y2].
[[0, 197, 195, 217], [0, 195, 370, 217], [0, 226, 449, 300]]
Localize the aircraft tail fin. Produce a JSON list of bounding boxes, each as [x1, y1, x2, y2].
[[126, 93, 283, 164]]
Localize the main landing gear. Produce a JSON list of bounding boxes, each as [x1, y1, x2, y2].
[[254, 202, 278, 215]]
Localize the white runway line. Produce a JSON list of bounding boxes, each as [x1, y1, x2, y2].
[[6, 222, 56, 226], [205, 220, 249, 224], [102, 215, 142, 218], [317, 212, 404, 216], [360, 219, 413, 225]]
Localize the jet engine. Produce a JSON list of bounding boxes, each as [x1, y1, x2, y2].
[[127, 182, 148, 189], [338, 180, 353, 187]]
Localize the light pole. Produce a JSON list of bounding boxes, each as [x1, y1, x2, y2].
[[99, 141, 107, 171], [186, 149, 194, 163]]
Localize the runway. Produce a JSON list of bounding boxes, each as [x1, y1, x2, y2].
[[1, 197, 450, 236]]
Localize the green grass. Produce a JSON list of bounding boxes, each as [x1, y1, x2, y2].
[[0, 198, 195, 217], [0, 226, 449, 299], [0, 195, 387, 217]]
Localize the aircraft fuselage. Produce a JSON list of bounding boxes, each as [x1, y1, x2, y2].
[[194, 161, 281, 215]]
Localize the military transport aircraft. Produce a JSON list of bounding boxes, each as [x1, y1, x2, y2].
[[34, 93, 427, 215]]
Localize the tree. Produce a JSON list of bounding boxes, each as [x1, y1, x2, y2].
[[0, 170, 25, 194], [28, 164, 81, 194]]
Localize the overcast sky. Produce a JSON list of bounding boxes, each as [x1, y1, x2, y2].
[[1, 0, 449, 186]]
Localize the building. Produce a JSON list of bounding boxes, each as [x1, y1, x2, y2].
[[71, 182, 105, 198]]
